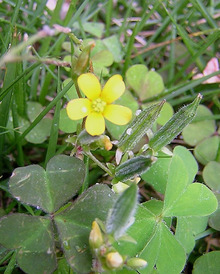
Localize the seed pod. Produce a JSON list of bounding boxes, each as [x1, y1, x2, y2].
[[118, 101, 165, 153], [149, 94, 202, 152], [115, 155, 155, 182], [106, 184, 138, 239]]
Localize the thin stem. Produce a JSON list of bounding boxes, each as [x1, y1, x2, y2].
[[73, 78, 82, 98], [85, 151, 113, 177]]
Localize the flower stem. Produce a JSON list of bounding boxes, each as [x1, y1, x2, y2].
[[73, 78, 82, 98], [85, 150, 113, 177]]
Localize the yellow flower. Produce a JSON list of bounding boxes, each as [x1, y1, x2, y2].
[[66, 73, 132, 136]]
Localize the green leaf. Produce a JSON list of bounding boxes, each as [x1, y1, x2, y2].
[[83, 22, 104, 38], [6, 112, 29, 141], [126, 64, 148, 94], [63, 55, 71, 72], [25, 101, 52, 144], [142, 146, 197, 196], [163, 153, 189, 213], [208, 193, 220, 231], [141, 152, 171, 194], [126, 65, 164, 100], [182, 105, 216, 146], [174, 146, 198, 185], [106, 184, 138, 239], [0, 214, 56, 274], [131, 218, 185, 274], [142, 71, 164, 100], [156, 101, 174, 126], [59, 108, 81, 133], [25, 117, 52, 144], [27, 101, 43, 122], [175, 216, 209, 253], [138, 226, 160, 274], [62, 78, 79, 101], [203, 161, 220, 192], [155, 222, 186, 274], [103, 35, 124, 62], [192, 251, 220, 274], [194, 136, 220, 165], [163, 146, 218, 217], [165, 183, 218, 217], [9, 155, 85, 213], [92, 49, 114, 67], [54, 184, 116, 273], [114, 199, 185, 274], [115, 205, 157, 260]]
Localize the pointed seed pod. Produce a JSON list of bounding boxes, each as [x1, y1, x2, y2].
[[115, 155, 155, 182], [118, 100, 165, 153], [149, 94, 202, 152]]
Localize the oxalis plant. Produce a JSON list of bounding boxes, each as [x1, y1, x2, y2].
[[0, 33, 218, 274]]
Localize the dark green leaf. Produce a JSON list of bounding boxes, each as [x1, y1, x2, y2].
[[9, 155, 85, 213], [0, 214, 56, 274], [54, 184, 116, 273]]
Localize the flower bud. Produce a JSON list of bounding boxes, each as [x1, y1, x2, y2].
[[112, 182, 129, 194], [100, 135, 113, 151], [106, 252, 124, 269], [89, 221, 103, 249], [126, 257, 148, 269], [72, 44, 94, 79]]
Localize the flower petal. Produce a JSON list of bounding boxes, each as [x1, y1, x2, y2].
[[101, 75, 125, 103], [85, 113, 105, 136], [77, 73, 101, 100], [66, 98, 91, 120], [103, 105, 132, 125]]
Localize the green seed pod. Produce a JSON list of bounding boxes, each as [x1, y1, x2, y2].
[[118, 100, 165, 153], [115, 155, 155, 182], [106, 184, 138, 239], [149, 94, 202, 152]]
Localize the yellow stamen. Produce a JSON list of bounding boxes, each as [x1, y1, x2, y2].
[[91, 98, 106, 113]]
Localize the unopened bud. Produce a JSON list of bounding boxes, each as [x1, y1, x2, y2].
[[89, 221, 103, 249], [106, 252, 124, 269], [126, 257, 148, 269], [100, 135, 113, 151], [73, 44, 94, 78], [112, 182, 129, 194]]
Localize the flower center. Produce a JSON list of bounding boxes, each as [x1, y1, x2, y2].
[[91, 98, 106, 113]]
